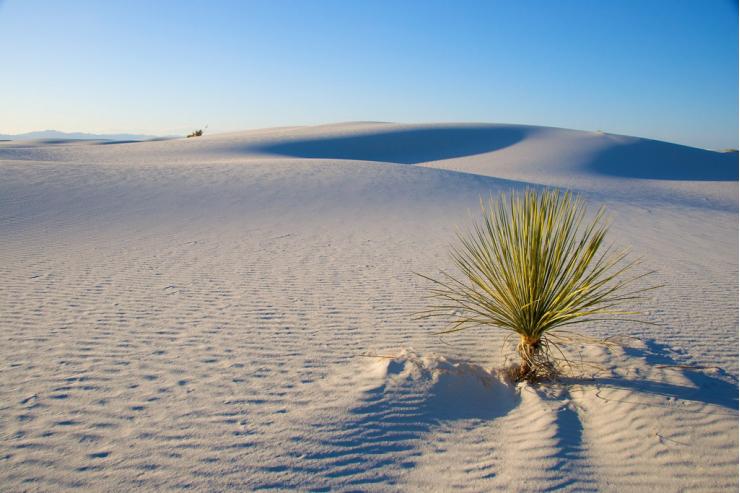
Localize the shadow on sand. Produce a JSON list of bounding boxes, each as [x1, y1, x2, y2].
[[254, 124, 737, 181], [589, 139, 738, 181], [299, 355, 520, 488], [269, 341, 736, 490], [565, 338, 738, 410], [536, 338, 738, 491], [251, 125, 527, 164]]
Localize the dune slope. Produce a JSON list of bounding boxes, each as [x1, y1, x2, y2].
[[0, 123, 737, 491]]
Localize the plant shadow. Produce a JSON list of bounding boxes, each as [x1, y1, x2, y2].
[[301, 355, 520, 488], [565, 338, 738, 411]]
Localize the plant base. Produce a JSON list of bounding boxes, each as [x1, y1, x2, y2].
[[515, 336, 559, 382]]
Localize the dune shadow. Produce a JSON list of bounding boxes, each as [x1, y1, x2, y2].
[[250, 126, 527, 164], [35, 139, 93, 145], [96, 140, 141, 145], [96, 137, 175, 145], [589, 138, 738, 181]]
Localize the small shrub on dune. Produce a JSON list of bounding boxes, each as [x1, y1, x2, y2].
[[418, 189, 657, 382]]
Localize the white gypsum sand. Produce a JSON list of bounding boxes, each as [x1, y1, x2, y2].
[[0, 122, 737, 491]]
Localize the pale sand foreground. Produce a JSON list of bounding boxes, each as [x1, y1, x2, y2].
[[0, 123, 737, 491]]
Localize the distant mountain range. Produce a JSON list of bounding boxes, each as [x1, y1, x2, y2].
[[0, 130, 165, 141]]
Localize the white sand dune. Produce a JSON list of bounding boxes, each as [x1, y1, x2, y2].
[[0, 123, 737, 491]]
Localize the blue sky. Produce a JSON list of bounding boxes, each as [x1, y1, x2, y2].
[[1, 0, 737, 149]]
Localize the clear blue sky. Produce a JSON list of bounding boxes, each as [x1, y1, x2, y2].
[[1, 0, 737, 149]]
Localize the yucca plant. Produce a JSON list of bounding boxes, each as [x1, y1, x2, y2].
[[417, 189, 656, 382]]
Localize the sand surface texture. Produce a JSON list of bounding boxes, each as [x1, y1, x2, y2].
[[1, 123, 737, 491]]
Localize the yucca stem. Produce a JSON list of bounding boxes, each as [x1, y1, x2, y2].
[[517, 335, 541, 379]]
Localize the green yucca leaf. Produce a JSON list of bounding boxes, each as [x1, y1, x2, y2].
[[417, 189, 658, 354]]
